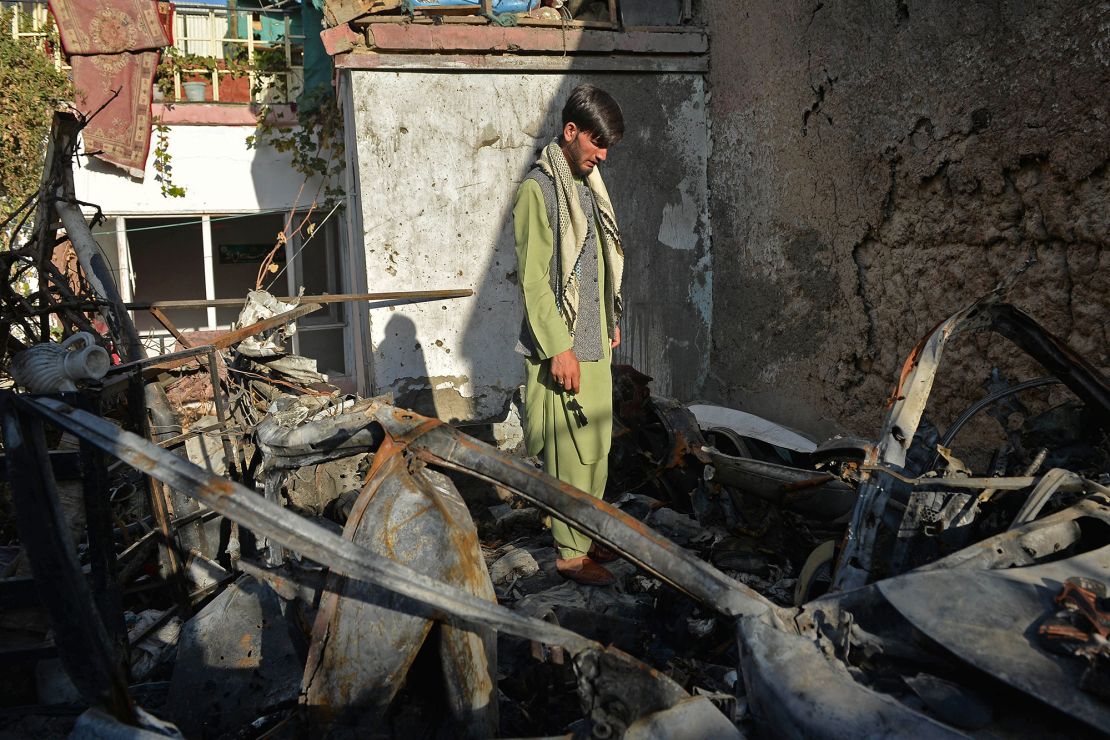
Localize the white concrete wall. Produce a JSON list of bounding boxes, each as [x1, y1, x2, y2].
[[73, 125, 326, 215], [346, 69, 711, 422]]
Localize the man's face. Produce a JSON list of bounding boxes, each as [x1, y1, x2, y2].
[[560, 122, 609, 177]]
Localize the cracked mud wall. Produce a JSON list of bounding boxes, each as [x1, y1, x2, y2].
[[705, 0, 1110, 437]]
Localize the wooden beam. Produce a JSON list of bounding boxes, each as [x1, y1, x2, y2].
[[358, 14, 619, 29], [148, 306, 192, 348], [363, 23, 707, 55], [100, 303, 324, 398], [126, 289, 473, 311], [336, 51, 708, 73]]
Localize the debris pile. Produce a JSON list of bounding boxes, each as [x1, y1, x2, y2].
[[2, 114, 1110, 738]]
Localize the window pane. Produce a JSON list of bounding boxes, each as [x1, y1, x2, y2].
[[296, 216, 343, 325], [128, 217, 205, 331], [298, 328, 345, 379], [211, 213, 287, 326]]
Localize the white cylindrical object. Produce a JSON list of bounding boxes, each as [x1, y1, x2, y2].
[[10, 332, 111, 393]]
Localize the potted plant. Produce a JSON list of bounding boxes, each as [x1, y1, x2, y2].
[[157, 49, 220, 102]]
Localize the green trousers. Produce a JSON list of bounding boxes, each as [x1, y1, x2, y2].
[[523, 345, 612, 560]]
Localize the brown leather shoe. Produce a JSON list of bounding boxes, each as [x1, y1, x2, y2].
[[556, 556, 616, 586], [588, 543, 619, 564]]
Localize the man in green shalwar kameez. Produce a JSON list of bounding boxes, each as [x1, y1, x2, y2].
[[512, 85, 626, 586]]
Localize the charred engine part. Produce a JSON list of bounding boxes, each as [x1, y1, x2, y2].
[[609, 369, 732, 525], [254, 399, 385, 472], [284, 453, 369, 518], [703, 452, 858, 523], [574, 647, 741, 739]]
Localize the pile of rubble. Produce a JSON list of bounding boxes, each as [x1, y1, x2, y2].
[[2, 282, 1109, 738]]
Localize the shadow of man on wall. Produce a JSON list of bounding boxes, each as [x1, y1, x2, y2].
[[379, 313, 437, 418]]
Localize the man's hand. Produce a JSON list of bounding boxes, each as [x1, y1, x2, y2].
[[550, 348, 580, 394], [611, 325, 621, 349]]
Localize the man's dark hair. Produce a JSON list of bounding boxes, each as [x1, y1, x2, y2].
[[562, 84, 624, 148]]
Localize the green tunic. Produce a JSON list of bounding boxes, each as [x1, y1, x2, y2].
[[514, 178, 612, 560]]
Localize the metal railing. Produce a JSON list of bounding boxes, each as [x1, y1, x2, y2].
[[169, 3, 304, 104]]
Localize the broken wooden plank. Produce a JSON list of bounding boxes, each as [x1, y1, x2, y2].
[[148, 306, 192, 348], [104, 303, 322, 387]]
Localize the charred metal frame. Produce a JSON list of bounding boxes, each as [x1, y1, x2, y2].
[[5, 392, 759, 730], [834, 297, 1110, 591], [371, 408, 772, 619], [6, 395, 601, 645], [0, 394, 135, 724], [4, 390, 762, 732]]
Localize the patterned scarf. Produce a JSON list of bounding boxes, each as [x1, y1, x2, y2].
[[535, 138, 625, 334]]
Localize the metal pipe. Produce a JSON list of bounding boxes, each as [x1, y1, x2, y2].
[[124, 289, 473, 310], [373, 409, 772, 619], [16, 396, 599, 654], [54, 199, 143, 363]]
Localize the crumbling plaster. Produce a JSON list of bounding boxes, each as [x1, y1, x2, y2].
[[705, 0, 1110, 438]]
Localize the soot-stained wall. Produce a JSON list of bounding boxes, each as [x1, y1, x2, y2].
[[705, 0, 1109, 437]]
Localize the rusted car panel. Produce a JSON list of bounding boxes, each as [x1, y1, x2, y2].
[[877, 546, 1110, 734], [303, 438, 498, 738]]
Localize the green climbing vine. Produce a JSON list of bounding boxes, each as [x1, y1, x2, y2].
[[152, 118, 186, 198], [0, 9, 72, 231], [247, 86, 345, 200]]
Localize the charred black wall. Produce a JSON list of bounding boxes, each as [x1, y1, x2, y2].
[[704, 0, 1109, 437]]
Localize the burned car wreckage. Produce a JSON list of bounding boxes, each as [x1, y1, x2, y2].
[[4, 283, 1108, 738], [2, 118, 1109, 740]]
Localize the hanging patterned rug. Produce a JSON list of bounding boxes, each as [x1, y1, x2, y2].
[[49, 0, 172, 177]]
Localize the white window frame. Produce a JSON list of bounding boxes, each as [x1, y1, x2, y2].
[[115, 212, 355, 386]]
